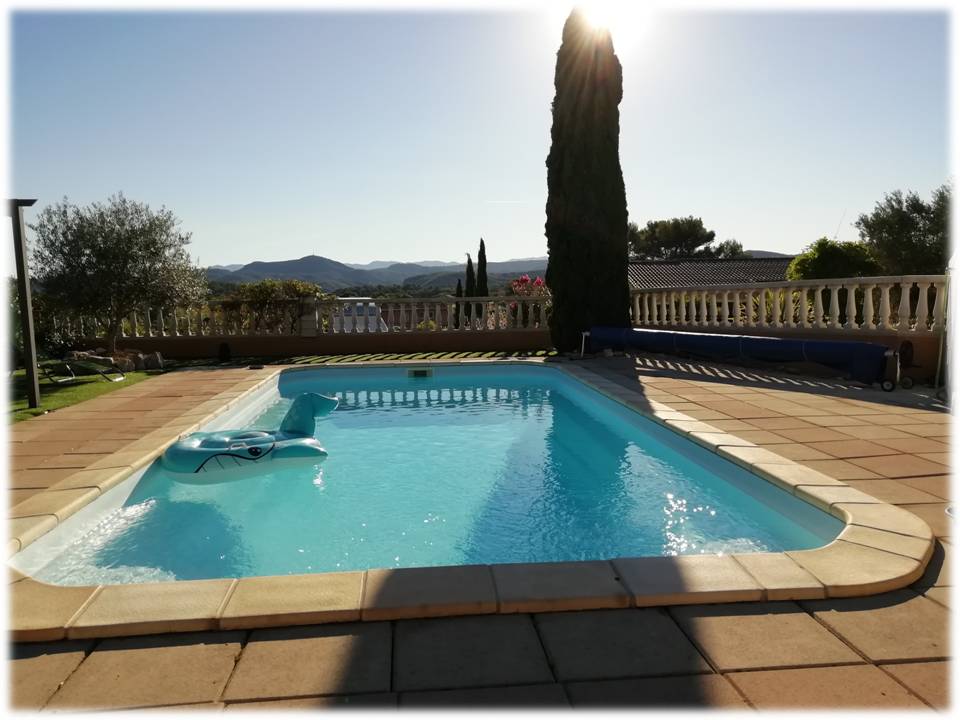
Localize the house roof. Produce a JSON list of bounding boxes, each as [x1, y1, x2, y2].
[[628, 257, 794, 291]]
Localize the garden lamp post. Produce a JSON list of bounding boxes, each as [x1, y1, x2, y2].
[[7, 198, 39, 409]]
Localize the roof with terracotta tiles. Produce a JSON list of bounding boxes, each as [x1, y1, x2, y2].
[[628, 257, 795, 290]]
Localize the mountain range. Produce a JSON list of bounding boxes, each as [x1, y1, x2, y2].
[[205, 255, 549, 292], [204, 250, 790, 292]]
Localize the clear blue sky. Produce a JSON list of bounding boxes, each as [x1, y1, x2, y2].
[[10, 7, 949, 265]]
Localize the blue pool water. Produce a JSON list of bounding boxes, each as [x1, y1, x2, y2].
[[29, 365, 842, 585]]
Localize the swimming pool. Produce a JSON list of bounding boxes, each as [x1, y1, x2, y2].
[[16, 364, 842, 585]]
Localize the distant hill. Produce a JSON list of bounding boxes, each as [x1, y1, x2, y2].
[[745, 250, 794, 258], [209, 263, 245, 272], [343, 260, 460, 270], [204, 255, 548, 293]]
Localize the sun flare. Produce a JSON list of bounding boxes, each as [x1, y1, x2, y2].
[[571, 2, 654, 54]]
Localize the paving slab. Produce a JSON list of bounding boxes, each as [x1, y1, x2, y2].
[[534, 608, 710, 681], [46, 632, 244, 710], [805, 440, 900, 458], [222, 622, 391, 701], [798, 459, 882, 480], [880, 661, 950, 709], [849, 454, 949, 479], [802, 589, 949, 662], [224, 694, 398, 710], [9, 639, 95, 710], [845, 478, 945, 505], [565, 674, 749, 708], [898, 503, 953, 537], [726, 664, 930, 709], [669, 601, 862, 671], [492, 560, 629, 613], [392, 614, 552, 692], [400, 683, 569, 707], [922, 586, 950, 608]]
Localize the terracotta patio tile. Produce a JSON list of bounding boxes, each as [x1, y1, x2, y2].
[[701, 418, 756, 432], [9, 639, 95, 710], [679, 408, 731, 421], [222, 623, 391, 701], [863, 413, 940, 426], [848, 454, 949, 479], [871, 437, 950, 454], [393, 615, 552, 692], [9, 440, 83, 456], [802, 589, 949, 662], [772, 427, 853, 443], [880, 661, 950, 709], [846, 479, 945, 505], [898, 423, 951, 439], [835, 425, 914, 440], [804, 440, 900, 459], [362, 564, 496, 621], [47, 631, 244, 710], [534, 608, 710, 681], [726, 665, 928, 709], [803, 415, 877, 427], [798, 459, 882, 480], [400, 684, 568, 707], [9, 467, 77, 490], [916, 451, 950, 465], [565, 674, 749, 708], [669, 601, 862, 671], [744, 417, 815, 430], [897, 503, 953, 537], [760, 443, 833, 462]]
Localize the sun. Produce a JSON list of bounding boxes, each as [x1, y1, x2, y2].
[[574, 2, 654, 52], [579, 1, 616, 31]]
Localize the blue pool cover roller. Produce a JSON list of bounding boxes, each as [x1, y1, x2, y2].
[[589, 326, 892, 386]]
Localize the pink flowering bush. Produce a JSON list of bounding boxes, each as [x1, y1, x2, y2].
[[508, 274, 550, 328]]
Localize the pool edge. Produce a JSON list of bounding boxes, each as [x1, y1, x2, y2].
[[8, 358, 936, 641]]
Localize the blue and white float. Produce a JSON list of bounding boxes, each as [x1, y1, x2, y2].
[[161, 392, 338, 480]]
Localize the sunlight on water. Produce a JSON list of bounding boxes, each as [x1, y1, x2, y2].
[[33, 366, 841, 584]]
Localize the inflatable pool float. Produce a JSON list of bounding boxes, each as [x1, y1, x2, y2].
[[161, 392, 338, 481]]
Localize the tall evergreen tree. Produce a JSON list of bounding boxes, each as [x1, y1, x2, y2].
[[453, 278, 463, 329], [464, 253, 476, 321], [544, 9, 630, 350], [476, 238, 488, 297]]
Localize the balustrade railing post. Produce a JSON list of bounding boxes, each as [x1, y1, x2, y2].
[[932, 281, 946, 331], [879, 284, 893, 330], [843, 283, 859, 330], [898, 281, 913, 331], [914, 281, 930, 331], [828, 285, 841, 329], [862, 284, 876, 330], [699, 292, 708, 328]]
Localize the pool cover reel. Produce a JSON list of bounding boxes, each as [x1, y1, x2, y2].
[[589, 327, 896, 388]]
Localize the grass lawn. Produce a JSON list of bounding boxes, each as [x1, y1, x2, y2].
[[9, 368, 152, 423]]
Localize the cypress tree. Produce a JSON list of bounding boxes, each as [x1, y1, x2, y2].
[[464, 253, 476, 321], [544, 9, 630, 350], [476, 238, 488, 297], [453, 278, 463, 329]]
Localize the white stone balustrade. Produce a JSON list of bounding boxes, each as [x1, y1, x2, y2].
[[629, 275, 947, 336], [61, 295, 552, 339]]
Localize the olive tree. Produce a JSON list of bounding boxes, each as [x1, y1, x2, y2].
[[30, 193, 207, 353]]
